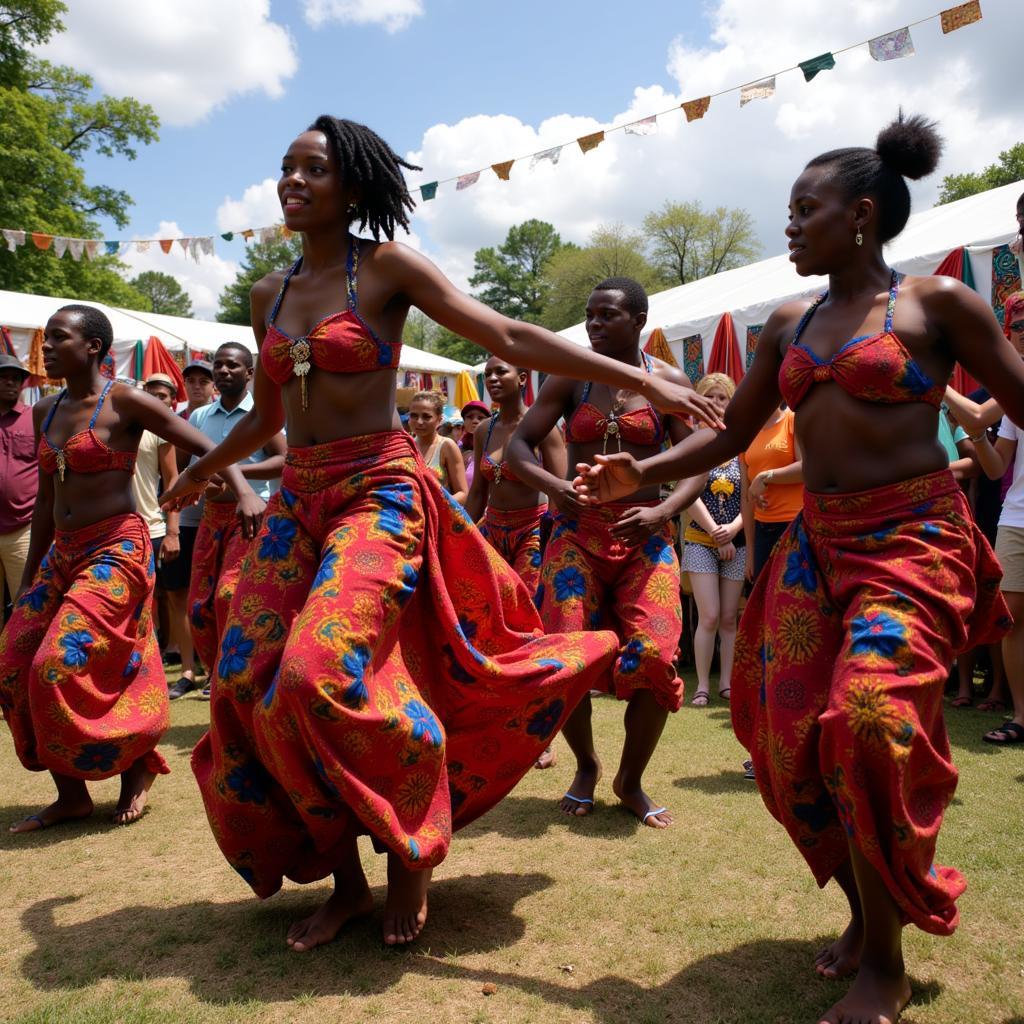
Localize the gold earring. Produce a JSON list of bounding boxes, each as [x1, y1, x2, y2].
[[347, 202, 359, 216], [855, 230, 864, 247]]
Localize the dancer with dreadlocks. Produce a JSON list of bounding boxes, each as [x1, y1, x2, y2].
[[161, 116, 721, 951]]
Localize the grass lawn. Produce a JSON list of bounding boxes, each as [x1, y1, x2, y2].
[[1, 673, 1022, 1024]]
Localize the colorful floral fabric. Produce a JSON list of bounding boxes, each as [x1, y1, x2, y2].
[[731, 470, 1010, 936], [189, 500, 249, 674], [0, 513, 170, 779], [537, 502, 684, 712], [193, 431, 617, 898], [478, 503, 547, 596]]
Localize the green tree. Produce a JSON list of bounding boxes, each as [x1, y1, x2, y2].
[[0, 2, 159, 306], [540, 224, 667, 331], [216, 235, 303, 325], [130, 271, 193, 317], [469, 219, 572, 321], [402, 310, 485, 367], [642, 200, 760, 285], [937, 143, 1024, 205]]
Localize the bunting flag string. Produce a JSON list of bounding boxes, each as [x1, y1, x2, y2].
[[0, 3, 985, 253]]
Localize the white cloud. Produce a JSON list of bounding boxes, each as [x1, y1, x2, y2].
[[216, 178, 281, 233], [119, 222, 238, 320], [302, 0, 423, 32], [39, 1, 298, 126]]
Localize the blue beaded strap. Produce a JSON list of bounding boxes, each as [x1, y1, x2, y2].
[[793, 269, 900, 345], [345, 238, 359, 311], [266, 259, 302, 328], [41, 379, 112, 440], [41, 389, 65, 434], [483, 410, 498, 448], [89, 379, 114, 427]]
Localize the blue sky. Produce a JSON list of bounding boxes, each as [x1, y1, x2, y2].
[[38, 0, 1023, 316]]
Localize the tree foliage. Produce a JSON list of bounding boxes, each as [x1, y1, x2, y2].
[[130, 271, 193, 317], [402, 310, 485, 367], [540, 224, 668, 331], [936, 143, 1024, 206], [468, 219, 571, 321], [0, 1, 159, 306], [642, 200, 760, 286], [215, 235, 303, 325]]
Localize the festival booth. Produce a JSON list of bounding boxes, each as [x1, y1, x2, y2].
[[0, 290, 472, 401], [556, 180, 1024, 391]]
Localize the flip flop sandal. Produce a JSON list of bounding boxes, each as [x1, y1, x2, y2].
[[691, 692, 710, 707], [718, 688, 731, 702], [11, 813, 47, 832], [640, 807, 668, 825], [982, 721, 1024, 744], [562, 792, 594, 809]]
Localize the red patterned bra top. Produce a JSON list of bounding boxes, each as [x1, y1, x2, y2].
[[479, 413, 537, 486], [38, 380, 136, 480], [779, 269, 944, 411], [565, 353, 665, 449], [260, 238, 401, 404]]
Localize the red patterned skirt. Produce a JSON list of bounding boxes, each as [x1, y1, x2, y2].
[[0, 513, 170, 779], [732, 470, 1010, 935], [478, 502, 547, 597], [193, 431, 618, 897]]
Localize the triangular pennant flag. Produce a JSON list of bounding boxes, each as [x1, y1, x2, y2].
[[258, 226, 278, 244], [200, 237, 214, 256], [491, 160, 514, 181], [159, 239, 174, 254], [68, 238, 86, 261], [31, 233, 53, 251], [456, 171, 481, 191], [799, 52, 835, 81], [241, 229, 254, 241], [105, 240, 120, 255], [624, 115, 657, 136], [941, 0, 981, 33], [740, 76, 776, 106], [577, 130, 605, 154], [85, 240, 102, 260], [189, 237, 202, 261], [419, 181, 438, 201], [177, 237, 190, 253], [2, 229, 25, 252], [220, 231, 234, 242], [53, 237, 69, 258], [868, 27, 915, 61], [136, 240, 151, 253], [530, 146, 562, 169], [681, 96, 710, 122]]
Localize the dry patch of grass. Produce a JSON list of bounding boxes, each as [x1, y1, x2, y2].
[[1, 677, 1022, 1024]]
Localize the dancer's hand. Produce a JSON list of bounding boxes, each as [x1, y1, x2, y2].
[[160, 465, 208, 511], [645, 377, 726, 431], [549, 480, 585, 517], [236, 491, 266, 540], [160, 532, 180, 563], [718, 541, 736, 562], [611, 505, 666, 547], [573, 454, 642, 505], [205, 473, 229, 500]]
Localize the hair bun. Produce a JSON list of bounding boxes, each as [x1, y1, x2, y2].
[[875, 112, 943, 181]]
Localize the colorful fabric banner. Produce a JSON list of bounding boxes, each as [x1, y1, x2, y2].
[[135, 240, 151, 253], [682, 334, 704, 385], [142, 336, 187, 402], [2, 229, 25, 252], [869, 27, 915, 60], [53, 237, 69, 259], [745, 324, 764, 369], [420, 181, 438, 201], [0, 325, 16, 357], [625, 116, 657, 136], [643, 327, 679, 369], [220, 231, 234, 242], [241, 229, 254, 241], [531, 146, 562, 168], [799, 52, 836, 81], [577, 131, 605, 154], [31, 233, 52, 251], [85, 240, 101, 260], [992, 244, 1022, 327], [707, 313, 744, 382], [177, 237, 190, 253], [681, 96, 711, 122], [740, 77, 776, 106], [941, 0, 981, 33], [492, 160, 514, 181], [159, 239, 173, 254], [456, 171, 480, 191], [68, 239, 85, 261]]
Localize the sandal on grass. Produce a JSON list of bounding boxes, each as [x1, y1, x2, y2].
[[717, 688, 731, 702], [982, 721, 1024, 744], [691, 691, 710, 707], [949, 696, 973, 708], [977, 699, 1009, 713]]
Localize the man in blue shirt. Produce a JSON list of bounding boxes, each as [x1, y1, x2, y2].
[[169, 343, 285, 699]]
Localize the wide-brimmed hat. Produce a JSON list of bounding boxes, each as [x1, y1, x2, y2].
[[144, 372, 176, 389], [0, 354, 30, 378]]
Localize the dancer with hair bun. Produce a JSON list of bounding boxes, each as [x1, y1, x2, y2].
[[160, 116, 721, 952], [573, 114, 1024, 1024]]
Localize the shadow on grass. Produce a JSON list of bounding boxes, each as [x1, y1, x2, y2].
[[0, 803, 126, 849], [159, 721, 209, 753], [18, 871, 554, 1005], [460, 794, 658, 841], [945, 705, 1022, 758], [672, 770, 756, 796]]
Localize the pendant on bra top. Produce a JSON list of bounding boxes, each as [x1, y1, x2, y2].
[[290, 339, 312, 410], [55, 449, 66, 483], [602, 416, 622, 455]]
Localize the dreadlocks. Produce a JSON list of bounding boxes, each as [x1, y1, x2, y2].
[[309, 116, 422, 241]]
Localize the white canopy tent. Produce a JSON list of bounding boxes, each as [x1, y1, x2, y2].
[[0, 289, 471, 390], [556, 180, 1024, 374]]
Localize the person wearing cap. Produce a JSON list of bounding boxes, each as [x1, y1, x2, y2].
[[460, 399, 490, 488], [181, 359, 215, 420], [0, 354, 36, 621]]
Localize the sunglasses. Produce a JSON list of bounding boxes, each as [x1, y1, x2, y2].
[[1010, 320, 1024, 333]]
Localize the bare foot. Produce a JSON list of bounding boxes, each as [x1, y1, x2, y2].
[[559, 760, 601, 816], [113, 758, 157, 825], [815, 917, 863, 979], [534, 745, 557, 770], [9, 795, 93, 833], [382, 855, 431, 946], [818, 965, 912, 1024], [287, 885, 374, 952], [612, 775, 672, 828]]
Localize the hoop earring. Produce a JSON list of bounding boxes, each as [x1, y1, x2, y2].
[[855, 230, 864, 247], [347, 202, 359, 217]]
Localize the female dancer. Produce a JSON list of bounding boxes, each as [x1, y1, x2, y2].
[[677, 373, 744, 706], [0, 305, 262, 832], [160, 116, 717, 951], [408, 390, 467, 502], [465, 355, 564, 597], [573, 115, 1022, 1024]]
